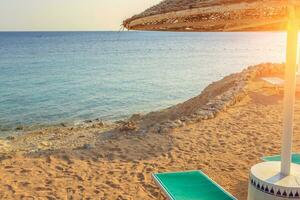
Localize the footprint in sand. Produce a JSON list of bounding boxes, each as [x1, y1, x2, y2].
[[55, 165, 64, 171], [107, 171, 114, 175], [73, 174, 84, 181], [4, 184, 15, 194], [45, 195, 57, 200], [20, 169, 31, 173], [94, 189, 100, 194], [145, 167, 152, 173], [18, 181, 30, 187], [77, 185, 85, 192], [35, 186, 52, 191], [45, 179, 53, 186], [87, 175, 93, 181], [137, 173, 146, 182], [105, 180, 120, 189], [46, 156, 52, 164], [61, 155, 74, 165], [20, 195, 35, 200]]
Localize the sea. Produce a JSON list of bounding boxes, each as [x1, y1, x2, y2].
[[0, 31, 288, 135]]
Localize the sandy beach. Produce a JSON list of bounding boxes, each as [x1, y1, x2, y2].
[[0, 63, 298, 199]]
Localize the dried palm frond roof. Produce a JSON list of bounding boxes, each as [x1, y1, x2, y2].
[[123, 0, 300, 31]]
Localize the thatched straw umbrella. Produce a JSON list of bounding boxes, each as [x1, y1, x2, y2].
[[125, 0, 300, 199], [124, 0, 300, 32]]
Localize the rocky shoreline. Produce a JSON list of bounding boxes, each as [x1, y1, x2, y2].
[[0, 63, 285, 155], [126, 63, 284, 133]]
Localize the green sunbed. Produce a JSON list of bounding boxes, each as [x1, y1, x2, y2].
[[152, 170, 236, 200], [262, 153, 300, 164]]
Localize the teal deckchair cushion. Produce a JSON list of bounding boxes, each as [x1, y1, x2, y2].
[[262, 153, 300, 164], [153, 170, 236, 200]]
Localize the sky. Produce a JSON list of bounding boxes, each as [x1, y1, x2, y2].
[[0, 0, 161, 31]]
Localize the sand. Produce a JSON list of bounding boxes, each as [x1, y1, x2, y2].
[[0, 63, 299, 199]]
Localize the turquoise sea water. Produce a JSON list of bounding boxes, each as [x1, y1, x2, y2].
[[0, 31, 287, 134]]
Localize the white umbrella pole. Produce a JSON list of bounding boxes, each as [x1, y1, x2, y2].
[[281, 5, 298, 176]]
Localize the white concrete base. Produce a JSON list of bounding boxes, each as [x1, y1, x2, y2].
[[248, 162, 300, 200]]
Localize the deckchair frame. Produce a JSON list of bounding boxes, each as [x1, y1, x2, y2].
[[152, 170, 237, 200], [262, 153, 300, 163]]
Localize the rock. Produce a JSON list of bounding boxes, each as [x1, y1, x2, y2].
[[129, 114, 142, 122], [116, 120, 126, 124], [37, 141, 53, 150], [174, 119, 182, 124], [83, 143, 94, 150], [190, 113, 198, 118], [84, 119, 93, 123], [195, 109, 215, 119], [98, 121, 105, 126], [60, 123, 67, 127], [40, 141, 51, 147], [151, 125, 160, 133], [207, 112, 215, 119], [6, 136, 15, 141], [180, 117, 188, 122], [152, 124, 168, 134], [196, 117, 202, 122], [158, 127, 169, 134], [119, 121, 137, 132], [195, 110, 204, 115], [171, 122, 179, 128], [15, 125, 23, 131], [164, 121, 178, 129], [174, 119, 184, 127]]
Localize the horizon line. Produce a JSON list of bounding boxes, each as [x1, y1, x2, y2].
[[0, 30, 129, 32]]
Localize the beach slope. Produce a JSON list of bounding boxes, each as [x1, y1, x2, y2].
[[0, 63, 299, 199]]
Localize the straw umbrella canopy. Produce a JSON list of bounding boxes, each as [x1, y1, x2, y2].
[[123, 0, 300, 32], [125, 0, 300, 199]]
